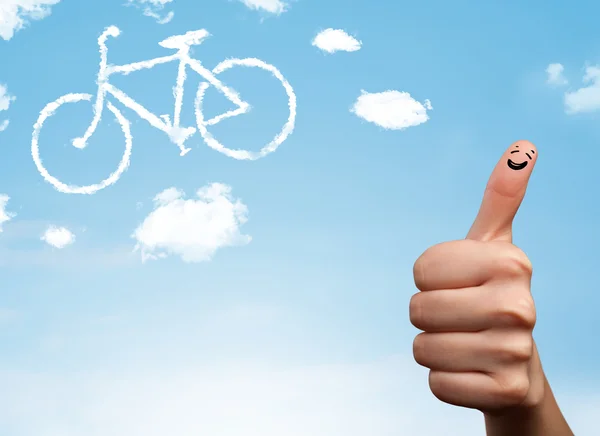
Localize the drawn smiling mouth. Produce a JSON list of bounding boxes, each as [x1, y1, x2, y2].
[[507, 159, 528, 170]]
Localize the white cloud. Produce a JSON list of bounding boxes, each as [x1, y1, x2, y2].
[[0, 354, 596, 435], [132, 183, 251, 263], [239, 0, 287, 14], [126, 0, 174, 24], [564, 65, 600, 114], [41, 225, 75, 248], [0, 0, 60, 41], [0, 194, 15, 232], [546, 63, 568, 86], [0, 84, 15, 131], [312, 28, 361, 54], [351, 90, 432, 130], [0, 84, 15, 112]]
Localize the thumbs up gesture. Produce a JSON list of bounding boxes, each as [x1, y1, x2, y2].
[[410, 140, 546, 414]]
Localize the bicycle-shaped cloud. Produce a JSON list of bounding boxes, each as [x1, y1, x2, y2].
[[31, 26, 297, 194]]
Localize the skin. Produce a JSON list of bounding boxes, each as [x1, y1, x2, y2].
[[409, 140, 574, 436]]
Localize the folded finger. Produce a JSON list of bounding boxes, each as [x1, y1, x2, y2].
[[413, 239, 518, 292], [428, 370, 528, 412], [413, 330, 532, 372], [409, 283, 535, 333], [410, 286, 492, 332]]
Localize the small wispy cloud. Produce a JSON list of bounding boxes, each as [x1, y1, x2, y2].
[[0, 84, 15, 110], [0, 195, 15, 232], [351, 90, 432, 130], [41, 225, 75, 248], [126, 0, 174, 24], [132, 183, 251, 263], [0, 84, 16, 132], [312, 29, 361, 54], [0, 0, 60, 41], [546, 63, 568, 86], [564, 65, 600, 114], [239, 0, 287, 14]]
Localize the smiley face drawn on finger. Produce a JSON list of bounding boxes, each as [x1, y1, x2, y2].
[[507, 145, 535, 170]]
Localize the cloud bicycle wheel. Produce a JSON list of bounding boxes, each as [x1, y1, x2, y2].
[[31, 93, 133, 194], [194, 57, 296, 161]]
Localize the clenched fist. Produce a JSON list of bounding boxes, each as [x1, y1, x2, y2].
[[410, 140, 546, 415]]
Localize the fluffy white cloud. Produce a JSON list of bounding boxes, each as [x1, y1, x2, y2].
[[239, 0, 287, 14], [0, 353, 595, 435], [564, 65, 600, 114], [351, 90, 432, 130], [132, 183, 251, 263], [41, 225, 75, 248], [546, 63, 568, 86], [129, 0, 172, 6], [0, 84, 15, 112], [0, 84, 15, 131], [312, 28, 361, 54], [126, 0, 174, 24], [0, 0, 60, 41], [0, 194, 15, 232]]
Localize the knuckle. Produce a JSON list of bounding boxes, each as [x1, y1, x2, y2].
[[409, 293, 437, 331], [413, 255, 426, 290], [428, 371, 448, 400], [495, 334, 534, 363], [494, 296, 537, 329], [413, 241, 459, 291], [412, 333, 428, 365], [413, 246, 435, 290], [494, 373, 530, 404], [498, 247, 533, 279], [409, 293, 423, 328]]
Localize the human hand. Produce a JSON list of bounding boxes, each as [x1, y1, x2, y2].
[[409, 140, 546, 415]]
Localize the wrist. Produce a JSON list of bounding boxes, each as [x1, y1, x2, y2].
[[484, 372, 573, 436]]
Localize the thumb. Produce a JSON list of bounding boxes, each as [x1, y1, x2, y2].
[[466, 140, 538, 243]]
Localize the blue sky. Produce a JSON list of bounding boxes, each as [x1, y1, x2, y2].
[[0, 0, 599, 434]]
